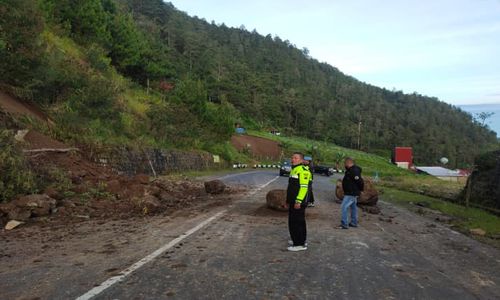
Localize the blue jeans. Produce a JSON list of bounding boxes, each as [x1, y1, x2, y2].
[[341, 195, 358, 227]]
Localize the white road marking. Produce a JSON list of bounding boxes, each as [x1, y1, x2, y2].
[[352, 241, 370, 249], [248, 176, 280, 196], [76, 175, 279, 300], [217, 170, 261, 180]]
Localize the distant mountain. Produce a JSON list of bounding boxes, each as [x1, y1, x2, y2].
[[459, 104, 500, 137]]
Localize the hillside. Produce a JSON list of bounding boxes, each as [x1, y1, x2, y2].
[[0, 0, 498, 168]]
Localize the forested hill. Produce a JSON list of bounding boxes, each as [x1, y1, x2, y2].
[[1, 0, 497, 167]]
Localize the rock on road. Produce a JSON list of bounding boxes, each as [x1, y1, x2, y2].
[[1, 170, 499, 299]]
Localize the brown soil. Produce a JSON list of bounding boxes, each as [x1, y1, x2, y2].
[[0, 90, 52, 124], [1, 129, 247, 229], [0, 93, 247, 229], [23, 130, 68, 150], [231, 134, 282, 160]]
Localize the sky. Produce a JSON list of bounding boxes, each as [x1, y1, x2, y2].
[[172, 0, 500, 106]]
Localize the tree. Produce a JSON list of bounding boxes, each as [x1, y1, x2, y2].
[[475, 112, 495, 126]]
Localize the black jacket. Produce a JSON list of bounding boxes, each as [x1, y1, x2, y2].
[[342, 165, 364, 196]]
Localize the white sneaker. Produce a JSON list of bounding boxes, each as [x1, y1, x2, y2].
[[288, 240, 308, 247], [287, 245, 307, 252]]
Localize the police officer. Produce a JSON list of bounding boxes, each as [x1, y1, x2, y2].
[[339, 157, 364, 229], [286, 152, 311, 251]]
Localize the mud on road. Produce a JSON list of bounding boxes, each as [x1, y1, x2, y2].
[[1, 170, 500, 299]]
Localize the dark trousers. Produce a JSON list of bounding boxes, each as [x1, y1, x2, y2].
[[288, 205, 307, 246]]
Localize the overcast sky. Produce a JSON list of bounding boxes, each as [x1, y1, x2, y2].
[[172, 0, 500, 105]]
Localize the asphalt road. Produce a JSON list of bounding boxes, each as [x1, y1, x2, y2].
[[2, 170, 500, 299]]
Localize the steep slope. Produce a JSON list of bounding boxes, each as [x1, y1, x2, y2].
[[0, 0, 497, 168], [119, 0, 499, 166]]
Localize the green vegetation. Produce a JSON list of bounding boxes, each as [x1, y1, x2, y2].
[[249, 130, 409, 176], [460, 150, 500, 211], [382, 188, 500, 244], [379, 175, 463, 201], [0, 0, 497, 221], [0, 0, 497, 169], [0, 130, 38, 201]]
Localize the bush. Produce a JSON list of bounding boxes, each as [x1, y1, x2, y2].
[[0, 130, 38, 201]]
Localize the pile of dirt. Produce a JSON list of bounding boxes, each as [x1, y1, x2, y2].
[[266, 189, 287, 211], [231, 134, 281, 160], [1, 130, 245, 229]]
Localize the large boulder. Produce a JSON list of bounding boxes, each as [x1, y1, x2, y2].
[[266, 189, 287, 211], [204, 180, 226, 194], [358, 179, 378, 206], [12, 194, 57, 217], [335, 179, 378, 206], [335, 179, 344, 201], [140, 195, 162, 214]]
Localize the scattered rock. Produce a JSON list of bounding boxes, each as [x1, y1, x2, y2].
[[158, 191, 177, 203], [14, 129, 30, 142], [470, 228, 486, 236], [126, 184, 146, 198], [60, 199, 76, 208], [43, 187, 63, 201], [12, 194, 57, 217], [204, 180, 226, 194], [146, 185, 162, 198], [105, 179, 122, 195], [5, 220, 23, 230], [133, 174, 150, 185], [360, 205, 381, 214], [358, 179, 378, 206], [379, 216, 393, 223], [415, 201, 430, 208], [8, 207, 32, 221], [74, 215, 90, 220], [435, 215, 455, 223], [141, 195, 162, 214], [70, 184, 88, 194], [266, 189, 288, 211], [70, 175, 84, 185]]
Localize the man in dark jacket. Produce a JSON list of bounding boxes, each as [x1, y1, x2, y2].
[[339, 157, 364, 229], [286, 152, 311, 251]]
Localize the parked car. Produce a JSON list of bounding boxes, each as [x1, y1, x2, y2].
[[279, 159, 292, 176], [313, 165, 335, 176]]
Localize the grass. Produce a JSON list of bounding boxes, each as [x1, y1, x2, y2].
[[381, 188, 500, 244], [378, 174, 464, 201], [248, 130, 410, 177], [247, 131, 466, 200]]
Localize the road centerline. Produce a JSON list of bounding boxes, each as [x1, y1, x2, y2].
[[75, 175, 280, 300]]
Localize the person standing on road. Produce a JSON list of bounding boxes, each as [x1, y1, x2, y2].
[[286, 152, 311, 251], [339, 157, 364, 229]]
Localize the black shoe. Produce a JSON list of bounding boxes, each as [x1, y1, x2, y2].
[[338, 225, 348, 229], [349, 223, 358, 228]]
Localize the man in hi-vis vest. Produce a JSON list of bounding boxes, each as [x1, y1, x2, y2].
[[286, 152, 311, 251]]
